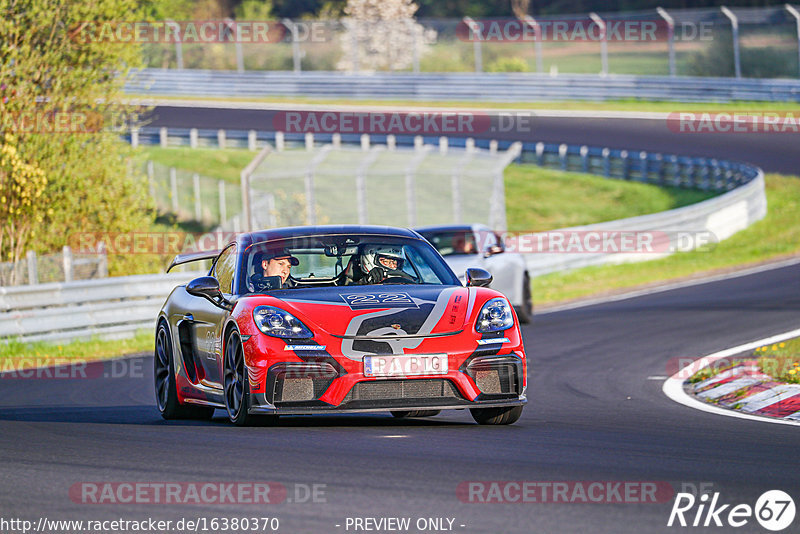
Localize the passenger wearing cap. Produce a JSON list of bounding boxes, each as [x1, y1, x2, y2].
[[250, 249, 299, 291]]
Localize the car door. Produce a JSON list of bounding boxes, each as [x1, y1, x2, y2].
[[184, 245, 236, 389]]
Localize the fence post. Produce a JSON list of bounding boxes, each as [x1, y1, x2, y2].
[[620, 150, 630, 179], [248, 130, 257, 151], [62, 246, 73, 283], [275, 131, 285, 151], [283, 19, 302, 73], [332, 133, 342, 149], [217, 129, 226, 149], [159, 127, 168, 148], [146, 160, 156, 199], [361, 134, 370, 151], [639, 151, 649, 182], [131, 127, 139, 149], [190, 128, 198, 149], [521, 16, 544, 74], [490, 140, 498, 155], [657, 8, 677, 76], [465, 138, 475, 153], [240, 144, 273, 232], [414, 136, 424, 151], [26, 250, 38, 285], [787, 5, 800, 78], [387, 134, 396, 150], [463, 17, 483, 73], [536, 142, 545, 166], [305, 132, 314, 151], [170, 167, 179, 213], [589, 13, 609, 76], [721, 7, 742, 78], [411, 20, 421, 73], [193, 173, 202, 221], [439, 137, 448, 155], [559, 143, 568, 171], [166, 21, 184, 69], [97, 242, 108, 278], [218, 180, 227, 224]]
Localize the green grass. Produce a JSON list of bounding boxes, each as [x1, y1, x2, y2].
[[127, 94, 800, 114], [136, 146, 255, 183], [505, 165, 714, 232], [1, 330, 153, 370], [534, 173, 800, 305], [756, 337, 800, 384]]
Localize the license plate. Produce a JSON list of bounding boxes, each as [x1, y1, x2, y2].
[[363, 354, 448, 377]]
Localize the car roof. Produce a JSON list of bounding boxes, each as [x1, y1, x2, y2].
[[237, 225, 423, 249], [414, 224, 491, 234]]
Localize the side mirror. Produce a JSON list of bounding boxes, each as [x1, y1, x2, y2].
[[186, 276, 232, 310], [484, 245, 504, 257], [466, 268, 493, 288]]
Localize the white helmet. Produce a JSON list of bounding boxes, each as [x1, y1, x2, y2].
[[360, 245, 405, 274]]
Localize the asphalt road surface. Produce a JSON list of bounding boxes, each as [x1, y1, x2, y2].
[[2, 262, 799, 533], [145, 105, 799, 175]]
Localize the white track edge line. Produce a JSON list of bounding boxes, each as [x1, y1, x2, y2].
[[662, 328, 800, 427]]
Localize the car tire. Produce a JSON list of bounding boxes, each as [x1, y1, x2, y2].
[[469, 405, 523, 425], [391, 410, 441, 418], [514, 274, 533, 324], [223, 328, 263, 427], [154, 321, 215, 421]]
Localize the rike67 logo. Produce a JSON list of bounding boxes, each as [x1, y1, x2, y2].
[[668, 490, 796, 531]]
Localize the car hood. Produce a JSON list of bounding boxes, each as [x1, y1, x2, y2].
[[244, 284, 473, 339]]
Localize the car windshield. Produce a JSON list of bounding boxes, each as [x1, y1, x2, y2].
[[241, 234, 459, 293], [419, 230, 478, 257]]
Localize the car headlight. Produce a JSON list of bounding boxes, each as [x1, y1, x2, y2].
[[253, 306, 313, 339], [476, 298, 515, 333]]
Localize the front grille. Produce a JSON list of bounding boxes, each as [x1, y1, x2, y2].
[[465, 356, 522, 398], [267, 362, 337, 404], [343, 379, 462, 403]]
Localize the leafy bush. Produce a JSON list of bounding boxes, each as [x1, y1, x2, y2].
[[687, 33, 798, 78], [487, 56, 529, 73]]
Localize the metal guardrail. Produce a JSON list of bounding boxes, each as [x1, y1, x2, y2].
[[125, 69, 800, 102], [0, 272, 201, 343]]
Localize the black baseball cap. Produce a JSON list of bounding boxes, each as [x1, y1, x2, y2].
[[256, 248, 300, 266]]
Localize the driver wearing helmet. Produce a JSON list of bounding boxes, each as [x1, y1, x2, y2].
[[358, 245, 411, 285]]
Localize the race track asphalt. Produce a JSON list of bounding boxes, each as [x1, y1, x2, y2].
[[145, 105, 799, 175], [2, 262, 799, 533]]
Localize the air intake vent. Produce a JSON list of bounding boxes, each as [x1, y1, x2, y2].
[[343, 379, 462, 402]]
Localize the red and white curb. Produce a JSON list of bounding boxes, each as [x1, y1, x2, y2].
[[663, 328, 800, 427]]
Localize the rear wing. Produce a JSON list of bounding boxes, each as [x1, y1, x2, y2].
[[166, 249, 221, 273]]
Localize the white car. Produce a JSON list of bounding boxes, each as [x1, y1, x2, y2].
[[415, 224, 533, 323]]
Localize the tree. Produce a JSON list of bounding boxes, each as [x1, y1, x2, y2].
[[338, 0, 435, 72], [0, 0, 154, 276]]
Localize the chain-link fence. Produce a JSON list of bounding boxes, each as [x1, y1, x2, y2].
[[228, 140, 520, 233], [138, 6, 800, 78], [0, 247, 107, 287]]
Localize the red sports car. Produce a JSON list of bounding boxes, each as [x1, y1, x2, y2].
[[155, 226, 527, 426]]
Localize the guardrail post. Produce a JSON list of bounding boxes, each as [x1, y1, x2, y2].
[[361, 134, 370, 151], [62, 246, 73, 283], [463, 17, 483, 73], [668, 155, 680, 186], [217, 129, 226, 149], [620, 150, 630, 179], [170, 167, 179, 213], [657, 8, 677, 76], [275, 131, 285, 152], [131, 127, 139, 149], [602, 148, 611, 177], [218, 180, 227, 224], [26, 250, 38, 285], [536, 142, 545, 166], [721, 7, 742, 78], [190, 128, 198, 149], [414, 136, 423, 151], [466, 138, 475, 153], [558, 143, 568, 171], [387, 134, 396, 150], [787, 4, 800, 77], [248, 130, 257, 151], [97, 242, 108, 278], [654, 153, 665, 185], [639, 151, 648, 182], [521, 16, 544, 73], [439, 137, 448, 154], [332, 133, 342, 149], [193, 173, 202, 221], [580, 145, 589, 173], [489, 140, 498, 155], [305, 132, 314, 151], [699, 159, 711, 191], [159, 127, 168, 148], [589, 13, 609, 76]]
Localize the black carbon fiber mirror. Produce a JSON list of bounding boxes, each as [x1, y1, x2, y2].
[[466, 268, 493, 288]]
